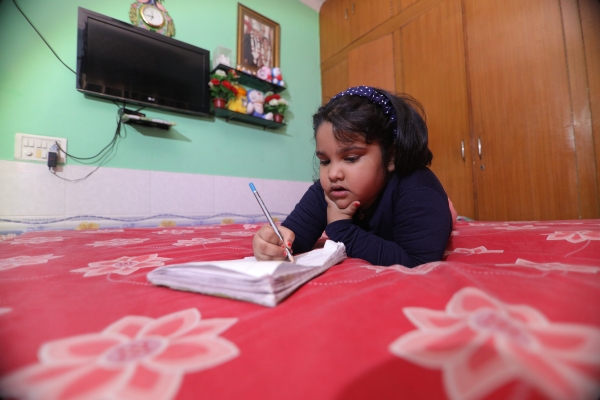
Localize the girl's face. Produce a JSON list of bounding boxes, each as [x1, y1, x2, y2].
[[316, 122, 393, 211]]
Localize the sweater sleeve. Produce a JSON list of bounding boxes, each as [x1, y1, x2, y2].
[[281, 182, 328, 254], [325, 186, 451, 268]]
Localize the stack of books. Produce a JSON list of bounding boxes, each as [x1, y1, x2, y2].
[[147, 240, 346, 307]]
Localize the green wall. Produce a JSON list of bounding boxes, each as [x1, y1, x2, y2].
[[0, 0, 320, 182]]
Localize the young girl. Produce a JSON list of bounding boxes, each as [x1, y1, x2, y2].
[[253, 86, 453, 267]]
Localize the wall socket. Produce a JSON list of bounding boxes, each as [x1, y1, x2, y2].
[[14, 133, 68, 164]]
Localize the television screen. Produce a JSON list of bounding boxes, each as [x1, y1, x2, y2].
[[76, 8, 210, 116]]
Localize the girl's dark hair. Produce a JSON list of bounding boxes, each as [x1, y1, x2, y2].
[[312, 88, 433, 177]]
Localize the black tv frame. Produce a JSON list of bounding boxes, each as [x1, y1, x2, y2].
[[76, 7, 211, 117]]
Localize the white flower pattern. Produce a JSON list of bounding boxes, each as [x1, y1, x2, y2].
[[497, 258, 600, 273], [0, 309, 239, 400], [545, 231, 600, 243], [221, 231, 254, 237], [173, 237, 231, 247], [154, 230, 194, 235], [445, 246, 504, 256], [7, 236, 66, 245], [0, 254, 62, 271], [390, 287, 600, 400], [71, 254, 173, 277], [85, 238, 150, 247], [495, 225, 548, 230], [362, 262, 443, 275]]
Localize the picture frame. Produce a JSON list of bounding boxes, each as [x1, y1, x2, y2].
[[236, 4, 280, 74]]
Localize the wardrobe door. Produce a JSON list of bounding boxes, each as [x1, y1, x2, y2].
[[395, 0, 419, 13], [400, 0, 474, 218], [347, 34, 395, 91], [322, 57, 349, 104], [579, 0, 600, 214], [348, 0, 393, 42], [464, 0, 580, 220], [320, 0, 351, 62]]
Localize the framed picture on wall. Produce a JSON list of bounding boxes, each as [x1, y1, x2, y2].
[[236, 4, 280, 74]]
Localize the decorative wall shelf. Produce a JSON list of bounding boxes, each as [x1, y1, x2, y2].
[[211, 64, 286, 94], [210, 64, 287, 129], [213, 108, 285, 130]]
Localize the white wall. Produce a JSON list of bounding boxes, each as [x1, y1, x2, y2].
[[0, 160, 312, 234]]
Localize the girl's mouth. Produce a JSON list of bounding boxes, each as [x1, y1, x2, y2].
[[329, 186, 349, 198]]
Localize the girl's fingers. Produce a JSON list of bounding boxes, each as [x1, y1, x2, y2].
[[258, 224, 282, 245], [348, 201, 361, 213], [255, 238, 287, 260], [280, 227, 295, 250], [253, 224, 295, 260], [253, 224, 292, 261], [324, 193, 359, 214]]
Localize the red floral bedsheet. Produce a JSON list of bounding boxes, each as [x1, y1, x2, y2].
[[0, 221, 599, 400]]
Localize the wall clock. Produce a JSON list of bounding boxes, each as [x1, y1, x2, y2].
[[129, 0, 175, 37]]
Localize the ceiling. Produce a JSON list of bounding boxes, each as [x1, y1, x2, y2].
[[298, 0, 326, 12]]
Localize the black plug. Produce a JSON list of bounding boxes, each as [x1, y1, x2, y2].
[[48, 144, 58, 169]]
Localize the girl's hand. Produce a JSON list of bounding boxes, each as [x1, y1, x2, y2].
[[324, 194, 360, 224], [252, 224, 295, 261]]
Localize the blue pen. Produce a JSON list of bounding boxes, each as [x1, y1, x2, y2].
[[249, 182, 295, 262]]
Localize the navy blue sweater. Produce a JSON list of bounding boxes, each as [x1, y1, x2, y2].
[[281, 167, 452, 267]]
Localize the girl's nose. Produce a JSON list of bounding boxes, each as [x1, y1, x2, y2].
[[328, 163, 344, 181]]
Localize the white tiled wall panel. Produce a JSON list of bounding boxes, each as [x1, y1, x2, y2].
[[0, 160, 66, 216], [64, 166, 152, 216], [150, 170, 216, 216], [0, 160, 312, 233]]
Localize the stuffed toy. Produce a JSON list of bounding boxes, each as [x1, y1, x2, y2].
[[246, 89, 274, 120], [246, 89, 265, 117], [227, 84, 247, 114], [257, 66, 272, 82], [272, 67, 285, 86]]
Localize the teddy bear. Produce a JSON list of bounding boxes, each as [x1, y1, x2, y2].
[[257, 66, 272, 82], [272, 67, 285, 86], [227, 84, 247, 114], [246, 89, 273, 120], [246, 89, 264, 117]]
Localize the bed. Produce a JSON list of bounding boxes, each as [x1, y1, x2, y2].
[[0, 219, 599, 400]]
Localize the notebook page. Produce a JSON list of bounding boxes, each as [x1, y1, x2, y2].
[[180, 260, 283, 278]]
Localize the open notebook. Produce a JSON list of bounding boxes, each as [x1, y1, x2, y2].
[[147, 240, 346, 307]]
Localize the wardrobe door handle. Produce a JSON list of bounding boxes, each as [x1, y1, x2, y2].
[[352, 3, 355, 14], [461, 140, 465, 161], [478, 137, 482, 159], [345, 8, 348, 19]]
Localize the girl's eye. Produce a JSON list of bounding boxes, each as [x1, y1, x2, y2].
[[319, 159, 330, 166], [345, 156, 360, 163]]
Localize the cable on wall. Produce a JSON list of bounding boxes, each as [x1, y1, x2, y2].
[[12, 0, 76, 75], [12, 0, 139, 182], [49, 105, 133, 182]]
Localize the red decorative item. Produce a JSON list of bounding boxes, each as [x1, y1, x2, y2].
[[209, 69, 239, 105], [264, 93, 281, 103], [213, 98, 226, 108], [274, 114, 284, 123]]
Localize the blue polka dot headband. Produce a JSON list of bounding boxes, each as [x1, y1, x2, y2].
[[330, 86, 398, 139]]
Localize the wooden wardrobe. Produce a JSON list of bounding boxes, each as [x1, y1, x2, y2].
[[319, 0, 600, 221]]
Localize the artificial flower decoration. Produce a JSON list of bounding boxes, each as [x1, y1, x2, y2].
[[263, 92, 289, 116], [208, 69, 239, 102]]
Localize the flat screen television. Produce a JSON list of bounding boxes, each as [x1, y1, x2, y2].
[[76, 7, 210, 116]]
